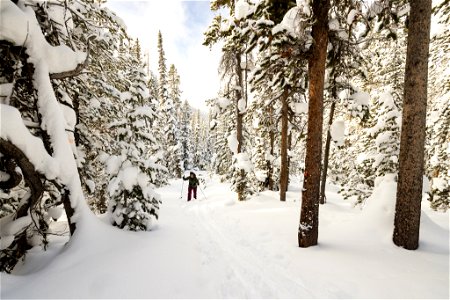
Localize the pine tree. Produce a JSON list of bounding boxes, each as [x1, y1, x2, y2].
[[107, 60, 163, 231], [180, 100, 193, 169], [0, 0, 93, 271], [333, 3, 407, 206], [208, 96, 234, 180], [237, 0, 309, 200], [204, 0, 253, 201], [299, 0, 330, 248], [168, 64, 182, 118], [167, 64, 183, 177], [156, 32, 182, 178], [157, 31, 168, 106], [393, 0, 432, 250], [338, 90, 401, 205]]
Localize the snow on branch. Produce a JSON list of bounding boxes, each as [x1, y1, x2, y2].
[[0, 104, 59, 179], [1, 0, 88, 223], [0, 0, 87, 75], [50, 36, 93, 80]]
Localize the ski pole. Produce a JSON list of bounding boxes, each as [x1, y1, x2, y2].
[[199, 185, 207, 201]]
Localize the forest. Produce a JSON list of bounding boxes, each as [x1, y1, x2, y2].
[[0, 0, 449, 298]]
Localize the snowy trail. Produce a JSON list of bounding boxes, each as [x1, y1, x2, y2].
[[2, 175, 448, 299], [156, 178, 314, 298], [156, 176, 352, 298], [190, 203, 315, 298]]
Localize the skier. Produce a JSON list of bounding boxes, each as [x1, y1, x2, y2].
[[182, 172, 199, 201]]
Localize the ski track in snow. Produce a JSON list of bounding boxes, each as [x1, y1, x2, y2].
[[164, 176, 325, 298], [190, 202, 315, 298]]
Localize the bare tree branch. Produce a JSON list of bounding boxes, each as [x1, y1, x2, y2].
[[0, 138, 44, 218]]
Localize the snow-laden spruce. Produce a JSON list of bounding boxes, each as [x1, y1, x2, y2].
[[0, 0, 90, 271]]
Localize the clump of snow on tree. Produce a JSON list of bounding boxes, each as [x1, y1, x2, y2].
[[0, 1, 29, 45], [234, 152, 253, 172], [227, 132, 239, 154], [347, 9, 358, 25], [272, 5, 309, 38], [217, 97, 231, 109], [235, 0, 252, 20], [254, 170, 268, 182], [350, 91, 370, 107], [329, 18, 340, 31], [48, 207, 64, 220], [1, 105, 60, 179], [330, 120, 345, 146], [348, 90, 370, 118], [293, 102, 308, 115], [238, 98, 246, 113]]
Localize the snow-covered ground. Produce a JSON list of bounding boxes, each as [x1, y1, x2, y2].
[[2, 174, 449, 298]]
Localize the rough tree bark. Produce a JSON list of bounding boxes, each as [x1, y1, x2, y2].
[[298, 0, 330, 248], [280, 87, 290, 201], [393, 0, 432, 250]]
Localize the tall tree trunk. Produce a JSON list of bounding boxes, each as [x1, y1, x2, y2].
[[319, 100, 336, 205], [280, 87, 290, 201], [287, 128, 292, 190], [235, 52, 246, 201], [298, 0, 330, 248], [393, 0, 431, 250], [268, 106, 275, 191]]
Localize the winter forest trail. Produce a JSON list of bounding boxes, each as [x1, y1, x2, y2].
[[2, 175, 448, 299], [155, 177, 316, 298]]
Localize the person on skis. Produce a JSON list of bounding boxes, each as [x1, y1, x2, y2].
[[182, 172, 199, 201]]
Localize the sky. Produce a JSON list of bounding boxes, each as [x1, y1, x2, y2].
[[105, 0, 222, 111]]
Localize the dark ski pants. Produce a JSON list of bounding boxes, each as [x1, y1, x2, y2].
[[188, 186, 197, 201]]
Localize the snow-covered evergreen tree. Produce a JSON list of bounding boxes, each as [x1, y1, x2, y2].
[[335, 7, 407, 205], [107, 60, 163, 231], [0, 0, 92, 271], [340, 91, 401, 204], [204, 1, 254, 200], [157, 31, 168, 106], [180, 100, 193, 170], [208, 97, 234, 180], [167, 64, 184, 176], [156, 32, 182, 178]]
